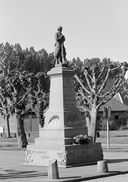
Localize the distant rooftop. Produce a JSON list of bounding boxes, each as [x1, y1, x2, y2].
[[99, 93, 128, 112]]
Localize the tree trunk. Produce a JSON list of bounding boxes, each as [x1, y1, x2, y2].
[[90, 105, 98, 142], [6, 115, 11, 138], [86, 116, 92, 137], [38, 101, 45, 128], [16, 111, 28, 148]]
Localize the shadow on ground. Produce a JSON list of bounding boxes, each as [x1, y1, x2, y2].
[[63, 171, 128, 182], [1, 169, 128, 182], [107, 158, 128, 163], [0, 169, 47, 180]]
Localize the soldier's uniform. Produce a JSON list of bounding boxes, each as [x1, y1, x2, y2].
[[54, 26, 66, 64]]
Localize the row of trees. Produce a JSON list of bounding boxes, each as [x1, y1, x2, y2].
[[0, 42, 128, 146], [0, 42, 54, 74], [0, 43, 53, 147]]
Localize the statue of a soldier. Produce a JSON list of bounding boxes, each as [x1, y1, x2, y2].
[[54, 26, 67, 65]]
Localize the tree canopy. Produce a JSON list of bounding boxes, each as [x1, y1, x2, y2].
[[0, 42, 54, 75]]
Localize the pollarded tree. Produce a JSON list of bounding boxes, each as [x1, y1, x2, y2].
[[74, 58, 128, 142], [0, 78, 12, 138], [26, 72, 49, 128], [4, 70, 32, 147], [4, 70, 49, 147]]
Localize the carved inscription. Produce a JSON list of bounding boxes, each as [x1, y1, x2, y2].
[[25, 149, 34, 163], [40, 151, 50, 160], [25, 150, 50, 164], [57, 151, 66, 166]]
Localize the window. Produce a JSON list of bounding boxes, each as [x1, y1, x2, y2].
[[115, 115, 119, 120]]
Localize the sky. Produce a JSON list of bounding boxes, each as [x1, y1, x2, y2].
[[1, 0, 128, 62]]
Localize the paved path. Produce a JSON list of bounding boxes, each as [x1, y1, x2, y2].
[[0, 150, 128, 181], [85, 174, 128, 182]]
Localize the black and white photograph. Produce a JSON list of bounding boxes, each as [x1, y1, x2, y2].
[[0, 0, 128, 181]]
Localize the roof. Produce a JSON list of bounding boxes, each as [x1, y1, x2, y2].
[[99, 97, 128, 112], [114, 93, 123, 103], [120, 93, 128, 106]]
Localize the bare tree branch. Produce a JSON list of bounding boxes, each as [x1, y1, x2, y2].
[[122, 84, 128, 94], [92, 68, 96, 93], [97, 65, 106, 81], [98, 63, 127, 96], [85, 71, 93, 83], [77, 105, 90, 112], [98, 68, 110, 95], [16, 88, 31, 105], [84, 69, 93, 92], [97, 76, 124, 108], [97, 86, 120, 108], [74, 74, 90, 94], [0, 107, 4, 112], [110, 64, 122, 71], [99, 77, 121, 99], [78, 88, 92, 107]]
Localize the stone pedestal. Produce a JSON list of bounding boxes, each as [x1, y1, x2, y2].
[[25, 66, 103, 167], [48, 160, 59, 179], [97, 160, 108, 173]]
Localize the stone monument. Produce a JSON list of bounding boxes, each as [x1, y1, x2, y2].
[[25, 27, 103, 167]]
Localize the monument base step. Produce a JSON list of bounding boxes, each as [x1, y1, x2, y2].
[[35, 137, 73, 146], [25, 142, 103, 168]]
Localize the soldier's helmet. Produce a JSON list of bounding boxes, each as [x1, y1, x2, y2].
[[57, 26, 63, 30]]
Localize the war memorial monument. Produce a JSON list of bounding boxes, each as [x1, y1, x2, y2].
[[25, 26, 103, 167]]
